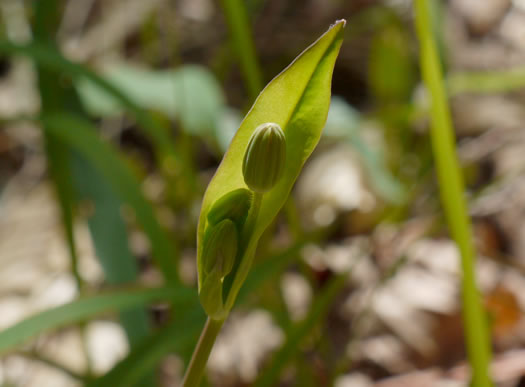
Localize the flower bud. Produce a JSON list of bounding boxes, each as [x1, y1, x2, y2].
[[199, 269, 223, 318], [207, 188, 253, 227], [242, 122, 286, 193], [199, 219, 238, 319], [201, 219, 238, 279]]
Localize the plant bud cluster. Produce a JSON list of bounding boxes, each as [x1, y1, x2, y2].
[[199, 123, 286, 319]]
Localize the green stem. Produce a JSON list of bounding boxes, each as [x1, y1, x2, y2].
[[413, 1, 493, 386], [241, 192, 263, 244], [186, 192, 263, 384], [219, 0, 263, 101], [182, 317, 225, 387]]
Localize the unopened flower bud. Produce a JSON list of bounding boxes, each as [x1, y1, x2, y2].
[[199, 219, 238, 319], [199, 269, 223, 318], [201, 219, 238, 279], [207, 188, 253, 227], [242, 122, 286, 193]]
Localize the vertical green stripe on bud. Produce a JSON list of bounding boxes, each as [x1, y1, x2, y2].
[[242, 122, 286, 193]]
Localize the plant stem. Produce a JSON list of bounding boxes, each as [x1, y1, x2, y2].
[[242, 192, 263, 244], [185, 192, 262, 384], [182, 317, 225, 387], [413, 1, 493, 386]]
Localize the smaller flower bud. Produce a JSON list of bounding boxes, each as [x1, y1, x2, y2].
[[199, 219, 238, 319], [199, 269, 223, 318], [242, 122, 286, 193], [207, 188, 253, 227], [201, 219, 238, 278]]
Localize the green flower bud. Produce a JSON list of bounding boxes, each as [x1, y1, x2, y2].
[[201, 219, 238, 279], [242, 122, 286, 193], [207, 188, 253, 227], [199, 269, 223, 318], [198, 219, 238, 319]]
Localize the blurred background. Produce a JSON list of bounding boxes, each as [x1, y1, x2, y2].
[[1, 0, 525, 386]]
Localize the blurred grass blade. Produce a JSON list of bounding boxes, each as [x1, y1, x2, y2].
[[448, 67, 525, 95], [414, 0, 492, 386], [368, 21, 415, 103], [33, 0, 83, 291], [42, 136, 82, 284], [40, 112, 179, 285], [219, 0, 263, 101], [0, 287, 186, 354], [72, 155, 151, 350], [91, 308, 205, 387], [0, 40, 182, 176], [77, 64, 224, 138], [254, 274, 347, 387]]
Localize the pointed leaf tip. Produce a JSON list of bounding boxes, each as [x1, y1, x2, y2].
[[334, 19, 346, 27]]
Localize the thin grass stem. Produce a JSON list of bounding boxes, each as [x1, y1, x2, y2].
[[413, 1, 493, 386], [220, 0, 263, 101]]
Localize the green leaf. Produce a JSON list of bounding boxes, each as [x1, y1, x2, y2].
[[0, 287, 189, 355], [72, 155, 152, 350], [76, 64, 224, 137], [368, 22, 415, 103], [33, 0, 84, 292], [219, 0, 263, 101], [198, 20, 345, 312], [31, 6, 155, 382], [40, 112, 180, 285], [41, 119, 82, 289], [0, 40, 182, 178]]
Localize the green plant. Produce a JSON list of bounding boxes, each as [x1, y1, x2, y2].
[[413, 1, 493, 386], [182, 20, 346, 386], [219, 0, 263, 101]]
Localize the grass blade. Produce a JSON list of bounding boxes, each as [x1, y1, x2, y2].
[[33, 0, 83, 291], [448, 67, 525, 95], [0, 40, 183, 179], [413, 1, 492, 385], [40, 112, 180, 285], [0, 287, 189, 354], [42, 136, 82, 286], [219, 0, 263, 101], [72, 155, 152, 351]]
